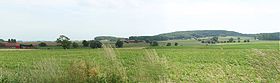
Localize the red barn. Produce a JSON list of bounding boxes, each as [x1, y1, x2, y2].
[[0, 42, 20, 49]]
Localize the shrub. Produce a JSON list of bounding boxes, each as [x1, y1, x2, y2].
[[72, 42, 79, 48], [115, 40, 124, 48], [150, 41, 159, 46], [90, 40, 102, 49], [38, 42, 47, 47], [166, 43, 171, 46], [175, 42, 178, 46], [82, 40, 89, 47], [229, 38, 234, 42], [201, 41, 205, 43]]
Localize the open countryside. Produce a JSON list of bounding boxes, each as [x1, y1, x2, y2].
[[1, 30, 279, 82], [1, 0, 280, 82]]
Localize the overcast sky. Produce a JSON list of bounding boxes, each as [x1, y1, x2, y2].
[[0, 0, 279, 41]]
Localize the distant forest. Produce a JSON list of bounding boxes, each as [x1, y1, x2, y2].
[[129, 30, 279, 41]]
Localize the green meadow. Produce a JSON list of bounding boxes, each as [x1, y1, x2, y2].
[[0, 40, 279, 82]]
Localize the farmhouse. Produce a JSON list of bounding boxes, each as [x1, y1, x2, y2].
[[0, 42, 20, 48], [0, 42, 34, 49]]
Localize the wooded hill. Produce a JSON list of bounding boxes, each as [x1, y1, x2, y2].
[[129, 30, 279, 41]]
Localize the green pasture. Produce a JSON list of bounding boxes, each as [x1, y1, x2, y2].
[[0, 40, 279, 82]]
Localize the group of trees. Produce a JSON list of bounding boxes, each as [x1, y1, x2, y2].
[[8, 39, 17, 43], [56, 35, 125, 49], [256, 32, 280, 40], [200, 37, 250, 44], [38, 42, 47, 47], [0, 39, 4, 42], [166, 42, 179, 46], [129, 36, 169, 41]]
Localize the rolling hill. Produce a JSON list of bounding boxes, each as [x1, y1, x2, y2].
[[129, 30, 279, 41]]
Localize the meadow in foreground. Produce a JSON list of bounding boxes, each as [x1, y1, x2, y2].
[[0, 41, 279, 82]]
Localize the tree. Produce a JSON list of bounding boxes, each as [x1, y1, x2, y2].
[[90, 40, 102, 49], [8, 39, 11, 43], [201, 41, 205, 43], [211, 36, 219, 43], [82, 40, 89, 47], [56, 35, 72, 49], [229, 38, 234, 42], [175, 42, 178, 46], [0, 39, 4, 42], [237, 37, 241, 43], [8, 39, 16, 43], [38, 42, 47, 47], [72, 42, 79, 48], [166, 42, 171, 46], [115, 40, 124, 48], [150, 41, 159, 46], [12, 39, 16, 43]]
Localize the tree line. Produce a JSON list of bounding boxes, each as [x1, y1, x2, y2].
[[55, 35, 124, 49], [199, 37, 250, 44]]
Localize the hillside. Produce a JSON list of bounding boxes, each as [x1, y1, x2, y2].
[[129, 30, 279, 41], [157, 30, 244, 39], [130, 30, 246, 41], [94, 36, 126, 41]]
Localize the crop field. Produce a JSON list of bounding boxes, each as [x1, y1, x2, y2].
[[0, 40, 279, 82]]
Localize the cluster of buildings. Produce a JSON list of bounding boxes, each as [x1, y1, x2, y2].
[[0, 42, 33, 49]]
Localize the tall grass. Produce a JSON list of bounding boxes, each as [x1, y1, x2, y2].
[[0, 46, 171, 83]]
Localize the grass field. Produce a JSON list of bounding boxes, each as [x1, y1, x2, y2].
[[0, 40, 279, 82]]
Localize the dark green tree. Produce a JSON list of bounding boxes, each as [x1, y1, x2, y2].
[[175, 42, 178, 46], [166, 42, 171, 46], [0, 39, 4, 42], [229, 38, 234, 42], [211, 36, 219, 42], [8, 39, 11, 43], [38, 42, 47, 47], [115, 40, 124, 48], [82, 40, 89, 47], [150, 41, 159, 46], [72, 42, 79, 48], [56, 35, 72, 49], [90, 40, 102, 49]]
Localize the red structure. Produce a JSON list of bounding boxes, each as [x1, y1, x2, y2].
[[0, 42, 20, 49]]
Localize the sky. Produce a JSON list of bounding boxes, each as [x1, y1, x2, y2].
[[0, 0, 279, 41]]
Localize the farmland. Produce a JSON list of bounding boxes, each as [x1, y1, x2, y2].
[[0, 40, 279, 82]]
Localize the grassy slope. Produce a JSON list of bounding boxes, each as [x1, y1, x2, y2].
[[0, 40, 279, 82]]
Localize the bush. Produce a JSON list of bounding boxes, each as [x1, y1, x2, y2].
[[229, 38, 234, 42], [175, 42, 178, 46], [72, 42, 79, 48], [201, 41, 205, 43], [82, 40, 89, 47], [90, 40, 102, 49], [115, 40, 124, 48], [166, 43, 171, 46], [150, 41, 159, 46], [38, 42, 47, 47]]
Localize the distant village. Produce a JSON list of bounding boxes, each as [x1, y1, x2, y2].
[[0, 39, 34, 49]]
